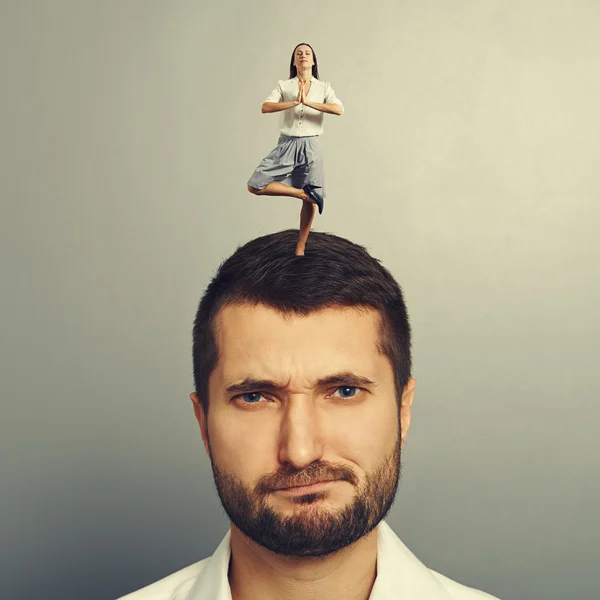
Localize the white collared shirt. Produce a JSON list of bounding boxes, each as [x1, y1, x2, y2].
[[118, 521, 500, 599], [263, 77, 344, 137]]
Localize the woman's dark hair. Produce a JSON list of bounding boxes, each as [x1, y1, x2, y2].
[[289, 42, 319, 79], [192, 230, 412, 414]]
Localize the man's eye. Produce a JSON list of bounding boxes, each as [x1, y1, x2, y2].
[[333, 386, 360, 399], [239, 392, 264, 404]]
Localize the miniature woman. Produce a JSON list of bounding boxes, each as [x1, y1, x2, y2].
[[247, 43, 344, 255]]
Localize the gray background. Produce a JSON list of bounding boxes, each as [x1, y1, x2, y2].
[[1, 1, 599, 599]]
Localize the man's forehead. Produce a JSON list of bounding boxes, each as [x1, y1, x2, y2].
[[212, 303, 385, 381], [214, 302, 382, 338]]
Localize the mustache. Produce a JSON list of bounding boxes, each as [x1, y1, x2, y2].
[[255, 461, 359, 494]]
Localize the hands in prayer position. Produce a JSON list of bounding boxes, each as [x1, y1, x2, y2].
[[295, 78, 311, 106]]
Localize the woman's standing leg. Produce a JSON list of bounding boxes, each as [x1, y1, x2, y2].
[[295, 200, 317, 256], [293, 137, 324, 255]]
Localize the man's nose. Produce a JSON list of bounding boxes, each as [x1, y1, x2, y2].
[[278, 398, 324, 469]]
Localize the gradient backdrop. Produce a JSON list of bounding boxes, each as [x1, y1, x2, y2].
[[2, 1, 599, 599]]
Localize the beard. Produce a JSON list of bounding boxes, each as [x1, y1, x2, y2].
[[208, 433, 401, 558]]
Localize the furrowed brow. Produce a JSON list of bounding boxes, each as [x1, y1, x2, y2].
[[225, 379, 283, 394], [316, 372, 377, 389], [225, 373, 377, 395]]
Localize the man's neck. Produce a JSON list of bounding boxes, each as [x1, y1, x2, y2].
[[228, 525, 378, 600]]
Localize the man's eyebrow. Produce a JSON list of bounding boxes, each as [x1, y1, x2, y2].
[[225, 372, 377, 394], [316, 372, 377, 388], [225, 379, 282, 394]]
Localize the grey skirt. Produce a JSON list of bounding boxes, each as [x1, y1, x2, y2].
[[248, 134, 325, 196]]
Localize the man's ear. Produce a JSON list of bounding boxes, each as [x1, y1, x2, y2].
[[400, 378, 416, 449], [190, 392, 210, 456]]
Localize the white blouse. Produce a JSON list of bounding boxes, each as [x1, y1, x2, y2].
[[263, 76, 344, 137]]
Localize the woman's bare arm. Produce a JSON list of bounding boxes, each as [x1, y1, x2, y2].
[[261, 100, 300, 114], [302, 100, 343, 115]]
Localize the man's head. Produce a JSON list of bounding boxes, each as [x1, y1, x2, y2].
[[191, 230, 415, 557]]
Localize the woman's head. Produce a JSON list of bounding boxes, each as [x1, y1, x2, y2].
[[289, 43, 319, 79]]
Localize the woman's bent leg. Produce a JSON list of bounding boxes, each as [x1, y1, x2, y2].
[[248, 181, 311, 201]]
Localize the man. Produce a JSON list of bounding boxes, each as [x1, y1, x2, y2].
[[120, 230, 500, 600]]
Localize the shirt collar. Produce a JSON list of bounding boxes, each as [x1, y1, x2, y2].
[[184, 530, 232, 600], [369, 521, 451, 599], [185, 521, 451, 600]]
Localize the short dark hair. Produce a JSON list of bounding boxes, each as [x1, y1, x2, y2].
[[289, 42, 320, 79], [192, 230, 411, 414]]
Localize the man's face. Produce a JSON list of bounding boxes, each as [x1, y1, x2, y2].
[[192, 303, 415, 557]]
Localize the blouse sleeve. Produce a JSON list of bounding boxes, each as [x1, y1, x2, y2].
[[263, 80, 284, 103], [324, 82, 344, 114]]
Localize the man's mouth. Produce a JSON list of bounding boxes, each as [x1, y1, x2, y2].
[[274, 480, 339, 496]]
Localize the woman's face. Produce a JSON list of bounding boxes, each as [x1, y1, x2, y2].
[[293, 45, 314, 71]]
